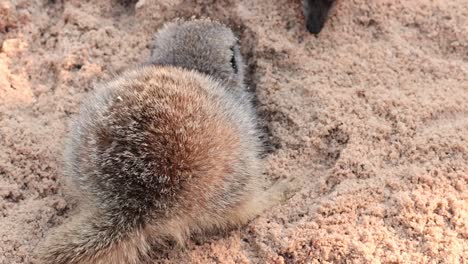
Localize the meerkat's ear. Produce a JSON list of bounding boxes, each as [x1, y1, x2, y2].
[[228, 39, 242, 75], [229, 46, 238, 74]]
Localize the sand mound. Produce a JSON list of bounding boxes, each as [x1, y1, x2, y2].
[[0, 0, 467, 263]]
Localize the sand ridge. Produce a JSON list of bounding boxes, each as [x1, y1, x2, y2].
[[0, 0, 467, 263]]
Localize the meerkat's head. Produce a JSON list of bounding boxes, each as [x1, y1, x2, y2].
[[303, 0, 336, 34], [149, 18, 244, 88]]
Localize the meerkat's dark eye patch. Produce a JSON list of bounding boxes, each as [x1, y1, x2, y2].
[[229, 46, 238, 74]]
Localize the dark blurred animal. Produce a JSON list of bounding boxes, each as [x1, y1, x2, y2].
[[302, 0, 336, 34]]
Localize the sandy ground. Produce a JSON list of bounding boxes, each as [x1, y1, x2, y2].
[[1, 0, 467, 263]]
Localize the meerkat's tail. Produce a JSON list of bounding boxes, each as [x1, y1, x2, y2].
[[37, 211, 150, 264]]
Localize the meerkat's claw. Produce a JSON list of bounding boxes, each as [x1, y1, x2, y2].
[[266, 177, 302, 204]]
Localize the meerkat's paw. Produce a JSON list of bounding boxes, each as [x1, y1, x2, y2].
[[265, 177, 301, 204]]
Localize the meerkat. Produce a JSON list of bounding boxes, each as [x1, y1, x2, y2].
[[302, 0, 336, 34], [37, 18, 292, 264]]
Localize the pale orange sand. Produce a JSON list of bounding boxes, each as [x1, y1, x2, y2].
[[0, 0, 467, 263]]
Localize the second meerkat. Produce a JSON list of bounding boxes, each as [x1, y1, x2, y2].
[[38, 19, 289, 264], [303, 0, 337, 34]]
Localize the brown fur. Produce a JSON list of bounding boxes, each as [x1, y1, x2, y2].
[[37, 19, 291, 264]]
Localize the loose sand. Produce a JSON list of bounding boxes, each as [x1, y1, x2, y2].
[[0, 0, 467, 263]]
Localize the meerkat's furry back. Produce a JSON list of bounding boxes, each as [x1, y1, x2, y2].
[[37, 19, 287, 264]]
